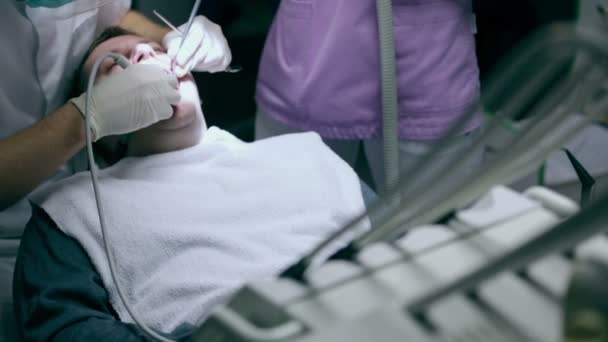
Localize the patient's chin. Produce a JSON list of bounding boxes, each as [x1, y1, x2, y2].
[[155, 77, 201, 131], [127, 113, 203, 157], [155, 104, 197, 131]]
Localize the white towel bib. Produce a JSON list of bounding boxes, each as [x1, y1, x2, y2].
[[39, 127, 369, 335]]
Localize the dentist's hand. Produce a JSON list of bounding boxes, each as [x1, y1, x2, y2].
[[71, 64, 180, 141], [163, 15, 232, 77]]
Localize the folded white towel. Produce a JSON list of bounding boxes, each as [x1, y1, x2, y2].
[[39, 127, 369, 336]]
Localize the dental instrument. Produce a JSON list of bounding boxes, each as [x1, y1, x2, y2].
[[153, 9, 180, 33], [85, 53, 176, 342], [175, 0, 201, 60], [153, 7, 242, 74], [195, 185, 608, 342]]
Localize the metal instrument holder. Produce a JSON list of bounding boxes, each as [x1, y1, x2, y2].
[[196, 21, 608, 342]]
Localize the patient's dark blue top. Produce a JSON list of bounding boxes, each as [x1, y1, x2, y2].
[[13, 205, 157, 341]]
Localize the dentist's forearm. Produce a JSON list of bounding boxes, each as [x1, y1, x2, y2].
[[0, 103, 86, 210], [119, 10, 171, 44]]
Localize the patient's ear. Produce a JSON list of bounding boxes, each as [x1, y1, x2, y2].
[[94, 135, 128, 167]]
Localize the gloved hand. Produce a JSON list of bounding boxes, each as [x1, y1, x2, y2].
[[71, 64, 180, 141], [163, 15, 232, 77]]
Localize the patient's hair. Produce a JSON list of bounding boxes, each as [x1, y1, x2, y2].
[[74, 27, 136, 164], [87, 26, 135, 60], [75, 26, 136, 93]]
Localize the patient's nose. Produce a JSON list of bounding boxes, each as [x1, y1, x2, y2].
[[131, 44, 156, 64]]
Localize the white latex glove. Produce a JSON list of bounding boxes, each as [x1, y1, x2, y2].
[[71, 64, 180, 141], [163, 15, 232, 77]]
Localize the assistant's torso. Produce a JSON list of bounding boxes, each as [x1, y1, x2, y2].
[[256, 0, 481, 140]]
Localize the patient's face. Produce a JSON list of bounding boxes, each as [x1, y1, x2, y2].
[[81, 35, 205, 157]]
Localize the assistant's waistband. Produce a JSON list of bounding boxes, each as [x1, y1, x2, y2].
[[257, 103, 483, 141]]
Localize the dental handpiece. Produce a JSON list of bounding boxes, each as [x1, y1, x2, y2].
[[174, 0, 202, 59], [114, 55, 131, 69]]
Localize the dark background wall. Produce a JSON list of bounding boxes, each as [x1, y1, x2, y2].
[[133, 0, 578, 142]]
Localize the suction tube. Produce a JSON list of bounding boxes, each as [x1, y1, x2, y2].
[[377, 0, 400, 200]]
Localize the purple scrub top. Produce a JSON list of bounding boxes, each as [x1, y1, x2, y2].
[[256, 0, 481, 140]]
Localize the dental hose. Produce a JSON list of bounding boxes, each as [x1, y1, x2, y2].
[[85, 52, 175, 342], [377, 0, 400, 202], [281, 0, 401, 282]]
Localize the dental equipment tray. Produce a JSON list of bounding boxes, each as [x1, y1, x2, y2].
[[194, 186, 608, 342]]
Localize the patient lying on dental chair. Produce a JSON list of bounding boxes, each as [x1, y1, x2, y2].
[[13, 28, 372, 341]]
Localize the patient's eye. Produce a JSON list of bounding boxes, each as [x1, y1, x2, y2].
[[150, 42, 166, 53]]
